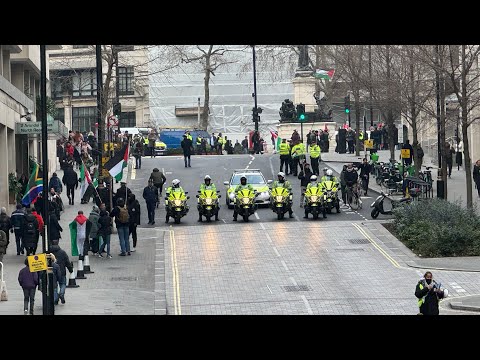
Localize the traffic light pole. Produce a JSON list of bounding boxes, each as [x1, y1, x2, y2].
[[96, 45, 104, 176], [252, 45, 259, 132]]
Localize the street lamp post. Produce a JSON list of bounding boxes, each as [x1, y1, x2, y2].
[[435, 45, 444, 199], [252, 45, 259, 132], [40, 45, 54, 315], [96, 45, 104, 177]]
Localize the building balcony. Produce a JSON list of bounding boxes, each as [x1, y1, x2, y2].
[[10, 45, 40, 75]]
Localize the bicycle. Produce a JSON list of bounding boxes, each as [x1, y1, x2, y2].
[[418, 166, 434, 197], [346, 181, 362, 210]]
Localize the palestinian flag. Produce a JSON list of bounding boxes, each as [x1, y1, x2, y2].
[[270, 131, 280, 151], [79, 163, 92, 198], [105, 144, 129, 181], [92, 167, 99, 188], [315, 69, 335, 80], [21, 162, 43, 206]]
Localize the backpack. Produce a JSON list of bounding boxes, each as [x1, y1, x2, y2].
[[117, 206, 129, 224], [26, 219, 36, 236]]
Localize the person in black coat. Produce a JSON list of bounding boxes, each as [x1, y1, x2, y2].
[[181, 134, 193, 168], [127, 193, 141, 251], [47, 210, 63, 246], [113, 182, 132, 207], [97, 181, 111, 212], [97, 209, 113, 258], [23, 208, 39, 256], [143, 179, 159, 225], [50, 240, 73, 304], [415, 271, 445, 315], [298, 161, 313, 208], [62, 165, 79, 205]]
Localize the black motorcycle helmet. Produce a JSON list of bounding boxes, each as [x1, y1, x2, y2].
[[240, 176, 247, 185]]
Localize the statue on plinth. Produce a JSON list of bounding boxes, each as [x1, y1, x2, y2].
[[295, 45, 313, 76]]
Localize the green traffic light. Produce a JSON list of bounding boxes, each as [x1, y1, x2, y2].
[[299, 114, 305, 120], [345, 108, 350, 114]]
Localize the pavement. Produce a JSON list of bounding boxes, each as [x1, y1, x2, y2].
[[322, 148, 480, 313], [1, 150, 479, 314]]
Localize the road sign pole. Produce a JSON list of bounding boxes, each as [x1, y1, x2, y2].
[[301, 122, 303, 144]]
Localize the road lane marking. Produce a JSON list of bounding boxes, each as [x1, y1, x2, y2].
[[169, 227, 181, 315], [254, 212, 260, 220], [265, 232, 273, 243], [246, 165, 249, 169], [272, 246, 281, 257], [352, 223, 400, 268], [266, 285, 273, 294], [248, 161, 252, 165], [260, 223, 266, 230], [301, 295, 314, 315], [222, 219, 226, 224], [165, 172, 172, 175], [131, 167, 136, 180], [281, 260, 289, 271], [289, 277, 298, 286], [162, 168, 165, 174], [293, 213, 300, 222]]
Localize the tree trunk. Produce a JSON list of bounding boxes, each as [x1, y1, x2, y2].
[[460, 45, 473, 208], [201, 68, 210, 130], [385, 46, 395, 161], [439, 72, 447, 199], [354, 90, 361, 156], [463, 120, 472, 208], [408, 52, 420, 177], [201, 47, 213, 130]]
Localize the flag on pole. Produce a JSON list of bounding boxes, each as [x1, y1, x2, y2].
[[315, 69, 335, 80], [79, 163, 92, 199], [105, 144, 129, 181], [92, 167, 99, 188], [21, 162, 43, 206], [270, 130, 280, 151]]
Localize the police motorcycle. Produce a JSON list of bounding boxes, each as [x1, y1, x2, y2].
[[269, 183, 293, 220], [197, 188, 221, 222], [235, 188, 259, 222], [304, 176, 327, 219], [165, 179, 189, 224], [319, 170, 340, 214], [370, 188, 420, 219]]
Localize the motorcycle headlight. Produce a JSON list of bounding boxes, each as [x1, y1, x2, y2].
[[205, 198, 213, 205], [275, 195, 283, 202], [310, 195, 318, 202], [174, 199, 182, 207], [242, 197, 250, 204]]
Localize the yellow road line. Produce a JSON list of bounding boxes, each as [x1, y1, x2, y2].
[[352, 223, 401, 268], [169, 226, 181, 315], [172, 228, 181, 314]]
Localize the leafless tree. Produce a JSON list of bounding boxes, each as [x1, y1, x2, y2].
[[391, 45, 436, 176], [443, 45, 480, 208], [172, 45, 247, 130], [327, 45, 367, 156]]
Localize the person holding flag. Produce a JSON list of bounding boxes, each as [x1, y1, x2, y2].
[[80, 164, 99, 205], [69, 210, 92, 257]]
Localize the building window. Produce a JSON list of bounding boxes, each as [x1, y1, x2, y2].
[[72, 107, 97, 133], [54, 108, 65, 124], [118, 67, 134, 95], [52, 77, 63, 99], [120, 111, 136, 128], [72, 69, 97, 97], [73, 45, 89, 49]]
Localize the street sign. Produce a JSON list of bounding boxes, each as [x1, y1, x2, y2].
[[27, 254, 48, 272], [364, 140, 374, 149], [401, 149, 411, 159]]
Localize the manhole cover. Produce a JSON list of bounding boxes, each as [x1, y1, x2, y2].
[[348, 238, 370, 244], [111, 276, 138, 281], [282, 285, 312, 292]]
